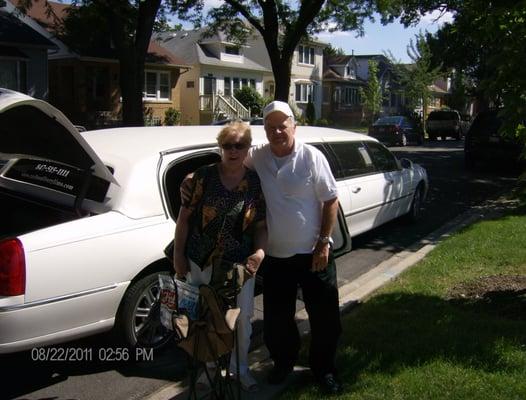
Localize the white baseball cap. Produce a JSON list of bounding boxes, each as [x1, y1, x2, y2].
[[263, 101, 295, 122]]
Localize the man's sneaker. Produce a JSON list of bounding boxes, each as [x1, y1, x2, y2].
[[317, 373, 343, 395], [267, 364, 293, 385]]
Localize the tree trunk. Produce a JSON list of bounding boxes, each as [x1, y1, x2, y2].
[[119, 50, 146, 127], [273, 57, 292, 102]]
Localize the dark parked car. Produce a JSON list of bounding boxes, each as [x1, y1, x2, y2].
[[426, 109, 470, 141], [464, 109, 524, 169], [368, 116, 423, 146], [212, 117, 263, 125]]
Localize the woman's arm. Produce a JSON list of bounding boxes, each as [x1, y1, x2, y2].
[[245, 220, 267, 275], [173, 206, 192, 279]]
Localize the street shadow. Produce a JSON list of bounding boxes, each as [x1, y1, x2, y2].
[[335, 291, 526, 386], [2, 333, 189, 399]]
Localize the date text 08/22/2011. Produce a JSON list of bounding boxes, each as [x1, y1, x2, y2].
[[30, 346, 154, 362]]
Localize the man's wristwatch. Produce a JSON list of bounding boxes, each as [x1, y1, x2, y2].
[[318, 235, 331, 245]]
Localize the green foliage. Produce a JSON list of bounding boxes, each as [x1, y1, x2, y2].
[[315, 118, 330, 127], [164, 107, 181, 125], [233, 86, 264, 116], [384, 0, 526, 143], [305, 100, 316, 125], [359, 60, 383, 124], [324, 43, 346, 57], [388, 33, 441, 127]]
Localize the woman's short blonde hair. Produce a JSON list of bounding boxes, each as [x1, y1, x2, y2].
[[216, 121, 252, 147]]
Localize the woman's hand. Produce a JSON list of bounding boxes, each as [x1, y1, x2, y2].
[[173, 252, 189, 279], [245, 249, 265, 275]]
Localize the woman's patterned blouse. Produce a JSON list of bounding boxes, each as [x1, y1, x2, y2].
[[182, 164, 266, 269]]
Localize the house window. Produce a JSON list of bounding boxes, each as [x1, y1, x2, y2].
[[0, 59, 27, 92], [225, 45, 240, 55], [322, 85, 330, 104], [144, 70, 170, 101], [186, 81, 194, 88], [241, 78, 248, 88], [345, 65, 356, 79], [249, 79, 256, 89], [295, 83, 315, 103], [343, 88, 360, 105], [224, 77, 231, 95], [233, 78, 240, 91], [298, 45, 315, 65]]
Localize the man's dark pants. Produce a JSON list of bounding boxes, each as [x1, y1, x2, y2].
[[262, 251, 342, 379]]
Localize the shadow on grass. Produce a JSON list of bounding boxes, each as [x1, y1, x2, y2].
[[337, 291, 526, 384]]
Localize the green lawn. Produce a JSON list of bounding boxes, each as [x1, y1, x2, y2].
[[280, 186, 526, 400]]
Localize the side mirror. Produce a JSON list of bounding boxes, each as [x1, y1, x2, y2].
[[400, 158, 413, 169]]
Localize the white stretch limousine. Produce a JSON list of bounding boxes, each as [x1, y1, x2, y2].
[[0, 89, 428, 353]]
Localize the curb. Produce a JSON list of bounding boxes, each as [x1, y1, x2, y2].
[[145, 191, 518, 400]]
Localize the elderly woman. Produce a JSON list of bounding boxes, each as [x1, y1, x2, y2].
[[173, 121, 267, 392]]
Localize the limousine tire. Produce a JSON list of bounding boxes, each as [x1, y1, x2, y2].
[[116, 271, 174, 351], [406, 183, 425, 222]]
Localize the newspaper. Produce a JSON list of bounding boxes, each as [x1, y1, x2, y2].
[[175, 279, 200, 320], [158, 274, 177, 331]]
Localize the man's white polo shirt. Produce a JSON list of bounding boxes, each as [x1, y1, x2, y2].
[[245, 140, 338, 258]]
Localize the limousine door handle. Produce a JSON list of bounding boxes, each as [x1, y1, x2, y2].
[[351, 187, 361, 193]]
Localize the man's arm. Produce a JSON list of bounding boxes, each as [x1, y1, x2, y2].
[[312, 197, 339, 272]]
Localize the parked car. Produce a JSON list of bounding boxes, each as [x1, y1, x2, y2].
[[212, 117, 263, 125], [464, 109, 524, 169], [426, 109, 469, 141], [368, 116, 423, 146], [0, 89, 428, 354]]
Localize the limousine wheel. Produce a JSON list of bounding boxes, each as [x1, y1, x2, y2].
[[116, 271, 174, 351]]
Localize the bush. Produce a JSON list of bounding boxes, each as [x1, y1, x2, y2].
[[234, 86, 264, 116], [315, 118, 330, 127], [164, 107, 181, 126], [306, 100, 315, 125]]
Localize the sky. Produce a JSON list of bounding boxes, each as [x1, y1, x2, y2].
[[316, 11, 454, 63]]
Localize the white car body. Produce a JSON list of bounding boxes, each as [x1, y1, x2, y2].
[[0, 89, 428, 354]]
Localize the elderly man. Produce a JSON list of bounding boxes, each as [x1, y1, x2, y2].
[[245, 101, 342, 394]]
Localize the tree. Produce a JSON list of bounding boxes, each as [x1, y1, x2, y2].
[[17, 0, 197, 127], [379, 0, 526, 141], [189, 0, 376, 101], [234, 86, 264, 116], [389, 33, 441, 128], [359, 60, 382, 124], [324, 43, 346, 57]]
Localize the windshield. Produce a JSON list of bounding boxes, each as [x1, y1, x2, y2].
[[428, 111, 458, 121], [374, 116, 402, 125]]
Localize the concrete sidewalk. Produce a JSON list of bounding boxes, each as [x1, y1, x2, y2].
[[146, 192, 519, 400]]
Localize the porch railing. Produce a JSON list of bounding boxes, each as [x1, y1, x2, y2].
[[199, 94, 251, 121]]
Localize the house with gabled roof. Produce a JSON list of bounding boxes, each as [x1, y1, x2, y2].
[[155, 29, 270, 124], [155, 28, 326, 124], [322, 54, 367, 125], [8, 0, 190, 128], [0, 0, 56, 99]]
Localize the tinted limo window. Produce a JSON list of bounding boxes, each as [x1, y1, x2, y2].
[[327, 142, 376, 179], [365, 141, 399, 172]]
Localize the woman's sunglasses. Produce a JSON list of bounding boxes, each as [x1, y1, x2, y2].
[[221, 142, 247, 150]]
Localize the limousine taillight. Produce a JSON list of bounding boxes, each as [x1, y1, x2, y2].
[[0, 238, 26, 296]]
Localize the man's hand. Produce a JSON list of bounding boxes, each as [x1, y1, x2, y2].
[[311, 242, 330, 272], [179, 173, 194, 205], [245, 249, 265, 275]]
